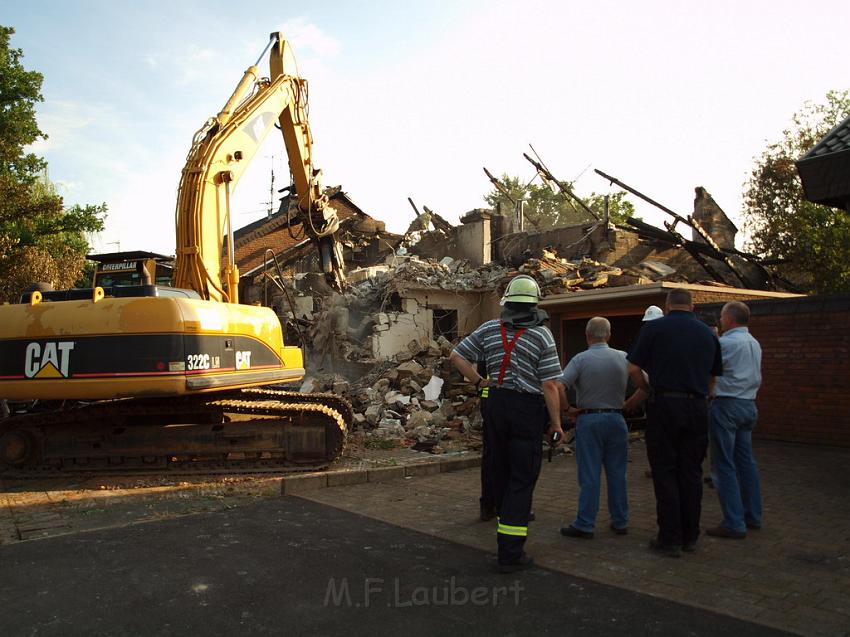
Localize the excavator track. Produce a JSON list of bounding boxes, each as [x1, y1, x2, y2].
[[242, 387, 354, 425], [0, 390, 349, 477]]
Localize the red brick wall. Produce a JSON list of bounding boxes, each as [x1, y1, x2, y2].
[[698, 295, 850, 447], [234, 196, 361, 274]]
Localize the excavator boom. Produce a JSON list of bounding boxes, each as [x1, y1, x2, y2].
[[174, 32, 346, 303]]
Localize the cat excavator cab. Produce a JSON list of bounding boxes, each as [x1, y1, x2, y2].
[[0, 33, 350, 473]]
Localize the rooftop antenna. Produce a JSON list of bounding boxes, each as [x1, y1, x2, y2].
[[267, 154, 276, 217]]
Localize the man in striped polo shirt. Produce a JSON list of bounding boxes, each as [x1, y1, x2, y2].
[[450, 275, 564, 573]]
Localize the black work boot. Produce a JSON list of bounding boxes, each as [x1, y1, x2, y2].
[[498, 553, 534, 574], [479, 502, 497, 522]]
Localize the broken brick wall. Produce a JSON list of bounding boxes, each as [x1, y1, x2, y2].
[[453, 210, 492, 266], [371, 308, 432, 360], [499, 224, 609, 265], [610, 229, 770, 289], [371, 287, 500, 360], [235, 194, 365, 275], [610, 231, 719, 283], [699, 294, 850, 448], [411, 211, 492, 266]]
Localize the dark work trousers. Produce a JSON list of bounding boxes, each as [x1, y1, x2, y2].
[[479, 396, 495, 509], [487, 388, 547, 564], [645, 396, 709, 547]]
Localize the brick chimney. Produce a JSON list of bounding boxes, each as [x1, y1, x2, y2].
[[692, 187, 737, 250], [456, 208, 492, 266]]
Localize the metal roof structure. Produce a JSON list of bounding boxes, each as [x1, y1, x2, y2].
[[796, 114, 850, 211]]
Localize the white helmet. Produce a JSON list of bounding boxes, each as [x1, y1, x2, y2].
[[642, 305, 663, 321]]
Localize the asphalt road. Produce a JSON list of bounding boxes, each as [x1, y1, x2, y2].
[[0, 497, 791, 636]]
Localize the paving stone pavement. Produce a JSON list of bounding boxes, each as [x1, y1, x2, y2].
[[0, 446, 479, 544], [0, 477, 284, 543], [301, 439, 850, 637]]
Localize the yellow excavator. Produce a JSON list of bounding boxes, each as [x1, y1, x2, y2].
[[0, 33, 351, 474]]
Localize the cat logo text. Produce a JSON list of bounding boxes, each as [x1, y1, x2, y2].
[[25, 342, 75, 379]]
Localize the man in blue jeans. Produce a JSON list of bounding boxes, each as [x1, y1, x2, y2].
[[558, 317, 638, 538], [707, 301, 763, 539]]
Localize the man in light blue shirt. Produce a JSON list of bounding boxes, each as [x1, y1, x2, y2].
[[707, 301, 763, 539]]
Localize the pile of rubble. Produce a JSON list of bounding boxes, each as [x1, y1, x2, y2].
[[293, 248, 699, 450], [518, 252, 685, 293], [389, 256, 508, 291], [383, 252, 683, 296], [301, 242, 695, 332], [300, 335, 483, 453], [387, 252, 687, 297]]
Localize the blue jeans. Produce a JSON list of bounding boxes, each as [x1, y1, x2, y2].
[[709, 398, 762, 533], [572, 413, 629, 532]]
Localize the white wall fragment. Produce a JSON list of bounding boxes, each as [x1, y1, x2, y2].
[[423, 375, 444, 401]]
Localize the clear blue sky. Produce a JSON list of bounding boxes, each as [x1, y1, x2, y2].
[[5, 0, 849, 255]]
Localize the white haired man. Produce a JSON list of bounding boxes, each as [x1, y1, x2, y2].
[[706, 301, 763, 539], [559, 317, 636, 538]]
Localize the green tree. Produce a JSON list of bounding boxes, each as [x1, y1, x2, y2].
[[585, 191, 636, 226], [484, 174, 635, 229], [0, 26, 106, 301], [742, 89, 850, 294]]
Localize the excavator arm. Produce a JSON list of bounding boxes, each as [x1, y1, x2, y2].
[[174, 32, 346, 303]]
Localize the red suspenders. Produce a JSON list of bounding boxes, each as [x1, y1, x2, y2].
[[497, 322, 526, 385]]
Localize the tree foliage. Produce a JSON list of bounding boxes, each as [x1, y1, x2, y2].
[[742, 89, 850, 294], [484, 174, 636, 230], [0, 26, 106, 302], [585, 191, 636, 226]]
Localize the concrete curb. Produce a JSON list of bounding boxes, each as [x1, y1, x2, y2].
[[280, 454, 481, 496]]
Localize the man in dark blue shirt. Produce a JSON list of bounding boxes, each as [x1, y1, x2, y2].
[[628, 288, 722, 557]]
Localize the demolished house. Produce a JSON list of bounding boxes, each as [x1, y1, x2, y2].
[[232, 182, 805, 451]]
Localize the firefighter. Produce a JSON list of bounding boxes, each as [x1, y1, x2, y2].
[[450, 275, 564, 573]]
